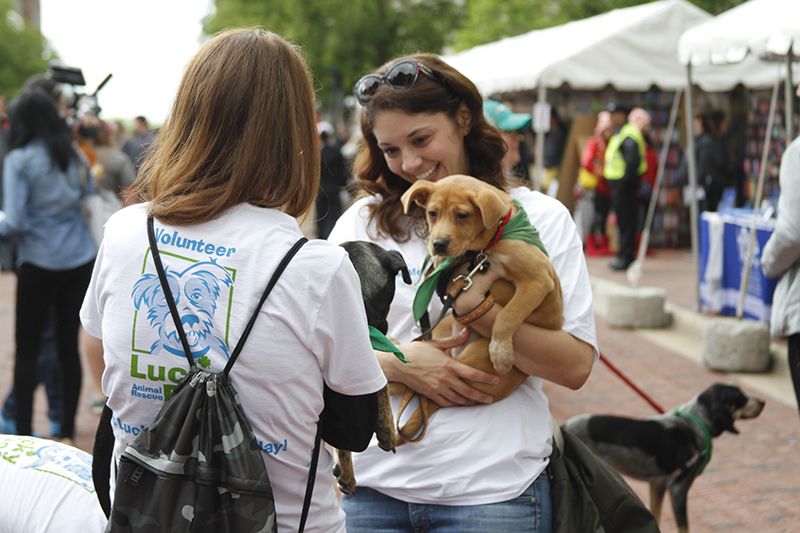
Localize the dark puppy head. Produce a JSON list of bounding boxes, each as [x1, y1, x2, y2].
[[341, 241, 411, 334], [698, 383, 765, 436]]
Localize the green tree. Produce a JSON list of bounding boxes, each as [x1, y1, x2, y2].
[[0, 0, 55, 99], [204, 0, 463, 120]]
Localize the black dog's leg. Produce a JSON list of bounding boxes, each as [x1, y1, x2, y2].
[[668, 472, 697, 533], [648, 480, 667, 524]]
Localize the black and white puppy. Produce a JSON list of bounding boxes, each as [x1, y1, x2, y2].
[[340, 241, 411, 336], [332, 241, 411, 495], [564, 383, 765, 533]]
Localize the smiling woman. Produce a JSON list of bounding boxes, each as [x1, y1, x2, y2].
[[327, 52, 598, 533], [353, 54, 506, 244], [374, 110, 470, 184]]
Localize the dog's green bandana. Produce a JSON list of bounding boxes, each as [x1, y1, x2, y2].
[[369, 326, 409, 363], [412, 199, 547, 323], [674, 407, 713, 474]]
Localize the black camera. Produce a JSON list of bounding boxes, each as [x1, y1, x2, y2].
[[49, 64, 112, 118]]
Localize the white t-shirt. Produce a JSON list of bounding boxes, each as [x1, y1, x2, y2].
[[80, 203, 387, 533], [0, 435, 107, 533], [328, 186, 598, 505]]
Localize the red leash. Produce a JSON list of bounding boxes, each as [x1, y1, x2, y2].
[[599, 352, 666, 414]]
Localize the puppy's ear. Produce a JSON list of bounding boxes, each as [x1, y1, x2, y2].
[[386, 250, 412, 285], [400, 181, 435, 214], [473, 186, 510, 229]]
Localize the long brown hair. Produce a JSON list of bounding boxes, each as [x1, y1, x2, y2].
[[354, 53, 506, 242], [136, 28, 319, 224]]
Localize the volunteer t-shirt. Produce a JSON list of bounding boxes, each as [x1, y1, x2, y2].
[[80, 203, 387, 533], [0, 435, 107, 533], [328, 186, 598, 505]]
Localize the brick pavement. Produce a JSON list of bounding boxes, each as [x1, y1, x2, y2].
[[1, 249, 798, 532], [548, 247, 800, 532]]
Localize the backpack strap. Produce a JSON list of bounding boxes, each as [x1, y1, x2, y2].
[[147, 216, 196, 368], [223, 235, 307, 375], [298, 422, 322, 533]]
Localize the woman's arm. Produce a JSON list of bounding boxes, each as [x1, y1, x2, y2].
[[79, 327, 104, 394], [458, 301, 594, 390], [0, 153, 31, 237], [762, 140, 800, 277]]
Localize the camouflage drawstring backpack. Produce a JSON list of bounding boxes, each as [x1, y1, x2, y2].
[[106, 217, 313, 532]]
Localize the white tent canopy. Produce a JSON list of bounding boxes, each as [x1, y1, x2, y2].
[[679, 0, 800, 66], [444, 0, 780, 94]]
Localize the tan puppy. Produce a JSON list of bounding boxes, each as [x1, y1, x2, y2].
[[394, 174, 563, 442], [402, 174, 563, 373]]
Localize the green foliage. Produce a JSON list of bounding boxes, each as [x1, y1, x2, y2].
[[0, 0, 55, 99], [204, 0, 463, 112], [689, 0, 748, 14]]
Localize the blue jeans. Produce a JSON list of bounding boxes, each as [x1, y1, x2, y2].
[[342, 473, 552, 533]]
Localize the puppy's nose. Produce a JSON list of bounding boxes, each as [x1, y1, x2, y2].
[[432, 239, 449, 255]]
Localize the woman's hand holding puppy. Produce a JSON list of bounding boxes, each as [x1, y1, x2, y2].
[[377, 328, 500, 407]]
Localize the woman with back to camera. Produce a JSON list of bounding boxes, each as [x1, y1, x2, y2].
[[79, 28, 386, 532], [0, 88, 96, 443], [328, 53, 598, 532]]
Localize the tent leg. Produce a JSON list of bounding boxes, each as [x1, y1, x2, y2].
[[736, 77, 779, 319], [627, 89, 682, 287], [534, 85, 547, 191], [786, 52, 794, 144], [684, 65, 700, 311]]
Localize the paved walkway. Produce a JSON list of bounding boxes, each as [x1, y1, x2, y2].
[[0, 248, 798, 532]]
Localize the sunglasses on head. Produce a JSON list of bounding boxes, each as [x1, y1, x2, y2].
[[354, 60, 449, 105]]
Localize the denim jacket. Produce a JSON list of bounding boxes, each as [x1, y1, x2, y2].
[[0, 140, 96, 270]]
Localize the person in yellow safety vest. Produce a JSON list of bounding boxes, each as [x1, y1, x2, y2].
[[604, 102, 647, 271]]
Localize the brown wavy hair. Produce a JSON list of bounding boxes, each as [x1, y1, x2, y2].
[[135, 28, 319, 224], [354, 53, 507, 242]]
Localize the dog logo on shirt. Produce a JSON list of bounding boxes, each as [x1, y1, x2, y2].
[[132, 260, 233, 363]]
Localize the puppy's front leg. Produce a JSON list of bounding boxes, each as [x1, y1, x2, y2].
[[333, 449, 356, 495], [490, 279, 552, 374], [375, 385, 397, 452]]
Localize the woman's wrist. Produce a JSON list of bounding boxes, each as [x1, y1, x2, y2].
[[376, 349, 404, 382]]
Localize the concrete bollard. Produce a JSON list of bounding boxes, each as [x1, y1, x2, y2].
[[703, 317, 771, 372], [604, 286, 670, 328]]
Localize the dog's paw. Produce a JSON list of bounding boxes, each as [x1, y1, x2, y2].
[[376, 418, 397, 453], [333, 462, 357, 496], [489, 338, 514, 374], [337, 475, 357, 496]]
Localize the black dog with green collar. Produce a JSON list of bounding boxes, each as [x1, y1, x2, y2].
[[564, 383, 765, 533]]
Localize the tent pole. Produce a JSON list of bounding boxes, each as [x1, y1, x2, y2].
[[736, 77, 779, 319], [684, 64, 700, 311], [627, 89, 682, 287], [786, 52, 794, 144], [534, 85, 547, 191]]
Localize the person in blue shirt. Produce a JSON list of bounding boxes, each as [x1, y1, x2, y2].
[[0, 88, 96, 443]]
